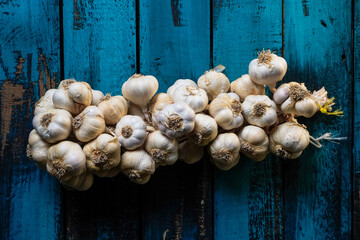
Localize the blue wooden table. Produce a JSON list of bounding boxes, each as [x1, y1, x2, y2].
[[0, 0, 358, 239]]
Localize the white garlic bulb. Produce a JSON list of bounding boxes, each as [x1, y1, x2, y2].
[[209, 133, 240, 170], [34, 89, 56, 115], [178, 140, 204, 164], [120, 149, 155, 184], [209, 93, 244, 130], [145, 130, 178, 166], [167, 79, 197, 96], [83, 133, 121, 177], [242, 95, 277, 128], [32, 109, 72, 143], [149, 93, 174, 127], [230, 74, 265, 102], [46, 141, 86, 180], [97, 94, 128, 125], [269, 122, 310, 159], [68, 82, 92, 106], [122, 74, 159, 107], [170, 85, 208, 113], [61, 173, 94, 191], [197, 65, 230, 100], [238, 126, 269, 162], [155, 102, 195, 139], [72, 106, 106, 142], [27, 129, 51, 169], [115, 115, 147, 150], [248, 50, 287, 91], [187, 113, 218, 146], [91, 90, 104, 106]]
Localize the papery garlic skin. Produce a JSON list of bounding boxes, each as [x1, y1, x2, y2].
[[91, 90, 104, 106], [83, 133, 121, 177], [238, 125, 269, 162], [242, 95, 277, 128], [167, 79, 197, 96], [209, 133, 240, 170], [209, 93, 244, 130], [230, 74, 265, 102], [27, 129, 51, 169], [145, 130, 178, 166], [170, 85, 208, 113], [197, 68, 230, 100], [120, 150, 155, 184], [72, 106, 106, 142], [68, 82, 92, 106], [32, 109, 72, 143], [155, 102, 195, 139], [34, 89, 56, 115], [178, 140, 204, 164], [61, 173, 94, 191], [269, 122, 310, 159], [127, 102, 145, 120], [248, 50, 287, 90], [149, 93, 174, 127], [97, 95, 128, 125], [58, 79, 77, 89], [122, 74, 159, 107], [46, 141, 86, 180], [187, 113, 218, 146], [115, 115, 147, 150]]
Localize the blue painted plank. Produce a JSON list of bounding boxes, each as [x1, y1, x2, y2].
[[212, 0, 283, 239], [354, 1, 360, 238], [283, 1, 352, 239], [0, 1, 62, 239], [139, 0, 212, 239], [62, 1, 139, 239]]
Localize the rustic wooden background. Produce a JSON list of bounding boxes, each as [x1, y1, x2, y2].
[[0, 0, 358, 239]]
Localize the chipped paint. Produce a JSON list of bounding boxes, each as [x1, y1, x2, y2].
[[171, 0, 185, 27], [302, 0, 310, 17], [73, 0, 85, 30], [37, 53, 56, 96]]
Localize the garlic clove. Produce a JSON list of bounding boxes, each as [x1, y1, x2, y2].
[[115, 115, 147, 150], [178, 140, 204, 164], [27, 129, 51, 169], [91, 89, 105, 106], [273, 83, 290, 104], [230, 74, 265, 102]]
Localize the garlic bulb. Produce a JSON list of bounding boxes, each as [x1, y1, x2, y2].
[[170, 85, 208, 113], [27, 129, 51, 169], [97, 94, 128, 125], [127, 102, 145, 120], [273, 82, 333, 118], [167, 79, 197, 96], [155, 102, 195, 139], [149, 93, 174, 127], [242, 95, 277, 128], [68, 82, 92, 106], [122, 74, 159, 107], [32, 109, 72, 143], [145, 130, 178, 166], [46, 141, 86, 180], [34, 89, 56, 115], [178, 140, 204, 164], [72, 106, 106, 142], [120, 149, 155, 184], [115, 115, 147, 150], [197, 65, 230, 100], [269, 122, 310, 159], [91, 90, 104, 106], [238, 126, 269, 161], [83, 133, 121, 177], [209, 93, 244, 130], [209, 133, 240, 170], [187, 113, 218, 146], [230, 74, 265, 101], [248, 50, 287, 91], [61, 173, 94, 191]]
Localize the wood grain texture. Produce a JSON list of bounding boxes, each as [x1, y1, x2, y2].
[[283, 0, 352, 239], [62, 1, 139, 239], [139, 0, 212, 239], [354, 0, 360, 239], [212, 0, 283, 239], [0, 0, 62, 239]]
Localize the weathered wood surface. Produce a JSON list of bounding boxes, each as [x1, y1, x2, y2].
[[355, 1, 360, 239], [283, 0, 352, 239], [212, 0, 284, 239], [0, 1, 62, 239]]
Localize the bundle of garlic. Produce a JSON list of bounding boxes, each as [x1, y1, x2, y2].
[[27, 49, 344, 190]]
